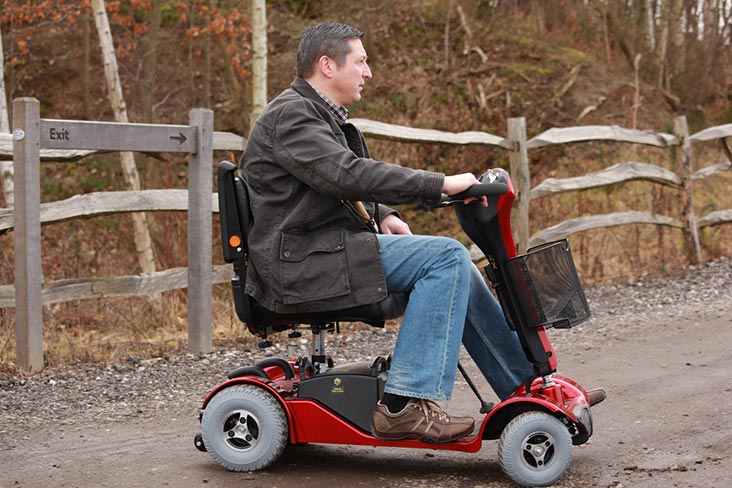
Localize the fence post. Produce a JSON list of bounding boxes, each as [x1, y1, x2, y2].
[[673, 116, 702, 265], [13, 98, 43, 371], [508, 117, 530, 254], [187, 108, 214, 354]]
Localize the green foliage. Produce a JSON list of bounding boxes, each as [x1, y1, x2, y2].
[[558, 47, 589, 64], [160, 3, 180, 25]]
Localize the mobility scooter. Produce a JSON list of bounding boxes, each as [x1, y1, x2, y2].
[[194, 161, 595, 487]]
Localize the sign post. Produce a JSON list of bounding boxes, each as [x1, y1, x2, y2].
[[12, 97, 215, 370], [188, 108, 214, 355], [13, 98, 43, 372]]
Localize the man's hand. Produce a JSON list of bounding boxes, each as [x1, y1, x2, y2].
[[443, 173, 488, 207], [380, 214, 413, 235]]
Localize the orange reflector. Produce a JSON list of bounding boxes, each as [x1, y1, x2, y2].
[[229, 235, 242, 248]]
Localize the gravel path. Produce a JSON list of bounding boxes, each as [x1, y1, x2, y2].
[[1, 256, 731, 445]]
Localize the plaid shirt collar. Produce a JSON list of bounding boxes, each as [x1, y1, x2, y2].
[[308, 82, 349, 122]]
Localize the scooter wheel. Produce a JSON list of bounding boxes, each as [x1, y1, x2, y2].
[[194, 431, 207, 452], [497, 411, 573, 487], [201, 385, 288, 471]]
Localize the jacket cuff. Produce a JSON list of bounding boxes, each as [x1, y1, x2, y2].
[[418, 171, 445, 207], [378, 204, 400, 222]]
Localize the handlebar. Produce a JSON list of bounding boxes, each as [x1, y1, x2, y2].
[[439, 182, 508, 205]]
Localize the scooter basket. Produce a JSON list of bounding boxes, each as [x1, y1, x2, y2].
[[505, 239, 590, 329]]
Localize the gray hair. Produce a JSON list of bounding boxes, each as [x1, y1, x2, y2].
[[297, 22, 364, 78]]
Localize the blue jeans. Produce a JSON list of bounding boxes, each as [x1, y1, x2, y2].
[[377, 234, 533, 401]]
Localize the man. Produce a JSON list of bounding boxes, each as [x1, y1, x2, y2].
[[241, 22, 604, 443]]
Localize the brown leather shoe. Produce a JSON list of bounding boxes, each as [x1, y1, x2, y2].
[[586, 388, 607, 407], [372, 398, 475, 444]]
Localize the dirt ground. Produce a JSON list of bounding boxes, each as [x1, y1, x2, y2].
[[2, 263, 732, 487]]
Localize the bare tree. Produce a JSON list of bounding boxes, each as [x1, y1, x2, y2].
[[532, 0, 545, 34], [142, 0, 163, 123], [82, 10, 92, 119], [203, 0, 215, 108], [90, 0, 156, 274], [250, 0, 267, 128], [0, 28, 13, 207]]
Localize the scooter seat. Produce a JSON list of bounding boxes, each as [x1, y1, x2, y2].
[[249, 291, 408, 330], [218, 160, 408, 337]]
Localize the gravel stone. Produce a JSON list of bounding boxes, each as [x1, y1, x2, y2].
[[1, 256, 730, 443]]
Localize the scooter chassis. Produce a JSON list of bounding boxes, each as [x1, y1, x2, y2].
[[200, 360, 593, 453]]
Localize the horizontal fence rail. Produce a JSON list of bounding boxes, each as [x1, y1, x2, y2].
[[0, 190, 218, 232], [351, 118, 516, 149], [2, 100, 732, 372], [0, 265, 233, 309], [0, 131, 246, 161], [529, 162, 683, 199], [529, 211, 685, 246], [525, 125, 679, 149]]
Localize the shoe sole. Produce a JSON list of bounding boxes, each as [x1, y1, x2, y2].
[[372, 431, 470, 444]]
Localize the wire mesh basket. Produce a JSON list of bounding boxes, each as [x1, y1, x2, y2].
[[505, 239, 591, 329]]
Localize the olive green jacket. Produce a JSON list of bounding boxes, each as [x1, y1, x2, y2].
[[240, 77, 445, 313]]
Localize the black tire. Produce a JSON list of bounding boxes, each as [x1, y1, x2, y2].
[[497, 411, 573, 487], [194, 431, 207, 452], [201, 385, 288, 471]]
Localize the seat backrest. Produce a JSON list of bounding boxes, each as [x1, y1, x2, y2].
[[217, 160, 261, 333], [218, 160, 251, 263]]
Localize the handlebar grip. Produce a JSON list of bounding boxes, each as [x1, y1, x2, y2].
[[448, 182, 508, 201]]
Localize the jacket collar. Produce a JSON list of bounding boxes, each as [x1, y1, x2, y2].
[[291, 77, 328, 106], [290, 77, 349, 125]]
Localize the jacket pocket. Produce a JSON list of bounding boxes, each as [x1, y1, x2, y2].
[[279, 230, 351, 304]]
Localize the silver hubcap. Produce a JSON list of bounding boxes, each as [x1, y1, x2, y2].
[[221, 409, 260, 452], [521, 431, 556, 470]]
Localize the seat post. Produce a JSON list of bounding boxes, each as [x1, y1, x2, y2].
[[310, 324, 331, 374]]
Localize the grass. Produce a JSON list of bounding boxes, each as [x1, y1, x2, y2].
[[0, 288, 258, 374]]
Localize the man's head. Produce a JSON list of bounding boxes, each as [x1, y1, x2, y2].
[[297, 22, 363, 78], [297, 22, 372, 108]]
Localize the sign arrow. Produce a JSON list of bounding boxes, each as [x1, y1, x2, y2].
[[40, 120, 195, 153], [170, 132, 188, 144]]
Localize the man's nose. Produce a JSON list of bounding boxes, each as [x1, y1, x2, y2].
[[363, 62, 372, 79]]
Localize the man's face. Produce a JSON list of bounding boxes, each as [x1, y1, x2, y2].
[[329, 39, 372, 107]]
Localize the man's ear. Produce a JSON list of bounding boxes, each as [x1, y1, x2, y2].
[[317, 55, 335, 79]]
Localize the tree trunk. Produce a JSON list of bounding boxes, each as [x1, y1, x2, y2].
[[142, 0, 163, 123], [82, 10, 92, 119], [656, 0, 669, 88], [645, 0, 657, 52], [668, 0, 684, 92], [90, 0, 156, 274], [0, 29, 14, 208], [249, 0, 267, 129], [203, 0, 215, 108], [187, 0, 195, 106], [532, 0, 545, 34]]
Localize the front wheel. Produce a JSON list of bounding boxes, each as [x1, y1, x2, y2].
[[497, 411, 574, 487], [201, 385, 288, 471]]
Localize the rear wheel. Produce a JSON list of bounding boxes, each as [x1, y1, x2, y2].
[[497, 411, 573, 487], [201, 385, 288, 471]]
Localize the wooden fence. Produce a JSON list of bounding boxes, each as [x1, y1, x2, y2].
[[1, 100, 731, 372], [353, 116, 732, 259], [0, 97, 242, 371]]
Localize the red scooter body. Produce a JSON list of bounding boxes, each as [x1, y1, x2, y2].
[[196, 165, 595, 487], [201, 364, 591, 450]]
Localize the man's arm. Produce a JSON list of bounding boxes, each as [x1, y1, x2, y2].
[[273, 101, 445, 207]]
